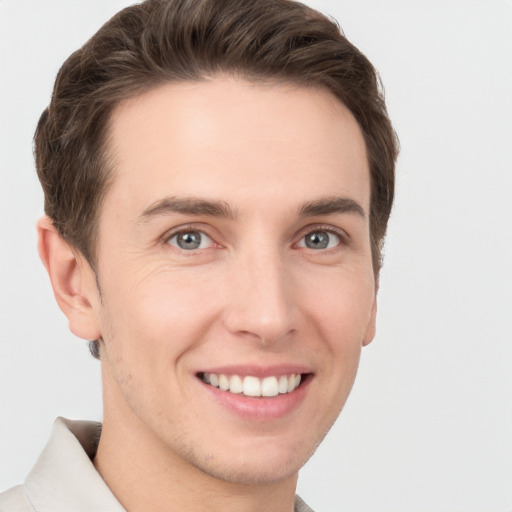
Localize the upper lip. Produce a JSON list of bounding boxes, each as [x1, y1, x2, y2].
[[197, 364, 313, 378]]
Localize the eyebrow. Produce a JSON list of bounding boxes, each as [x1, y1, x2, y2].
[[297, 196, 366, 219], [138, 195, 365, 223], [138, 196, 238, 222]]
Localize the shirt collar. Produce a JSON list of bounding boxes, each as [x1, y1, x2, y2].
[[24, 417, 125, 512]]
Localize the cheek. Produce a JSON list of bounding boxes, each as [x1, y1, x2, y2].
[[99, 268, 220, 364], [302, 266, 375, 346]]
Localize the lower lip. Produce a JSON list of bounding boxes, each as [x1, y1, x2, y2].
[[199, 374, 312, 421]]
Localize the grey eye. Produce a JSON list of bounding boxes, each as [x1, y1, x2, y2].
[[299, 231, 340, 250], [168, 231, 213, 250]]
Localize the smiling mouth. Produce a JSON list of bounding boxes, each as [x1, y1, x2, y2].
[[198, 372, 305, 398]]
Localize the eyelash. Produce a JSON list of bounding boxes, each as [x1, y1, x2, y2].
[[163, 224, 348, 253]]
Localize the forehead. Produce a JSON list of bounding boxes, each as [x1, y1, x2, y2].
[[104, 77, 370, 217]]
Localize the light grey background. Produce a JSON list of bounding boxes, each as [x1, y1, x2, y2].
[[1, 1, 511, 511]]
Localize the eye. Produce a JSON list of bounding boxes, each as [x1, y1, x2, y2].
[[167, 230, 213, 250], [298, 230, 341, 250]]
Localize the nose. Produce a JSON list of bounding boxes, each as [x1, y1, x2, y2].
[[223, 246, 297, 346]]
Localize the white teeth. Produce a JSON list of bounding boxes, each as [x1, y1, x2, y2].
[[209, 373, 219, 387], [229, 375, 243, 394], [278, 375, 289, 394], [219, 374, 230, 391], [287, 374, 297, 392], [261, 376, 279, 397], [202, 372, 303, 397], [243, 376, 261, 397]]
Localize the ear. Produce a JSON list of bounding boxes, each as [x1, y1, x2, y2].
[[362, 295, 377, 347], [37, 216, 102, 341]]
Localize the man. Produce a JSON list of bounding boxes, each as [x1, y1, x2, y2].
[[0, 0, 397, 510]]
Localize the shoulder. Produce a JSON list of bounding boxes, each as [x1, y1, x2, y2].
[[295, 495, 315, 512], [0, 485, 34, 512]]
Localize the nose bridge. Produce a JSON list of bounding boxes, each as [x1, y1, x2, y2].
[[225, 239, 296, 344]]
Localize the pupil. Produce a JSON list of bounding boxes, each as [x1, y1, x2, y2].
[[306, 232, 328, 249], [178, 232, 201, 249]]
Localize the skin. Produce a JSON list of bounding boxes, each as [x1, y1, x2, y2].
[[38, 77, 376, 512]]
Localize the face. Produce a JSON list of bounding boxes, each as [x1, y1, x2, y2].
[[86, 77, 376, 485]]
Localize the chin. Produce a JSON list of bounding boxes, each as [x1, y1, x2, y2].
[[192, 454, 303, 486], [180, 431, 324, 486]]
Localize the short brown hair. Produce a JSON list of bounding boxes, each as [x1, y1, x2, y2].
[[35, 0, 398, 355]]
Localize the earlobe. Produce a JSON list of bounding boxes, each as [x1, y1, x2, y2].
[[37, 216, 101, 341], [362, 296, 377, 347]]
